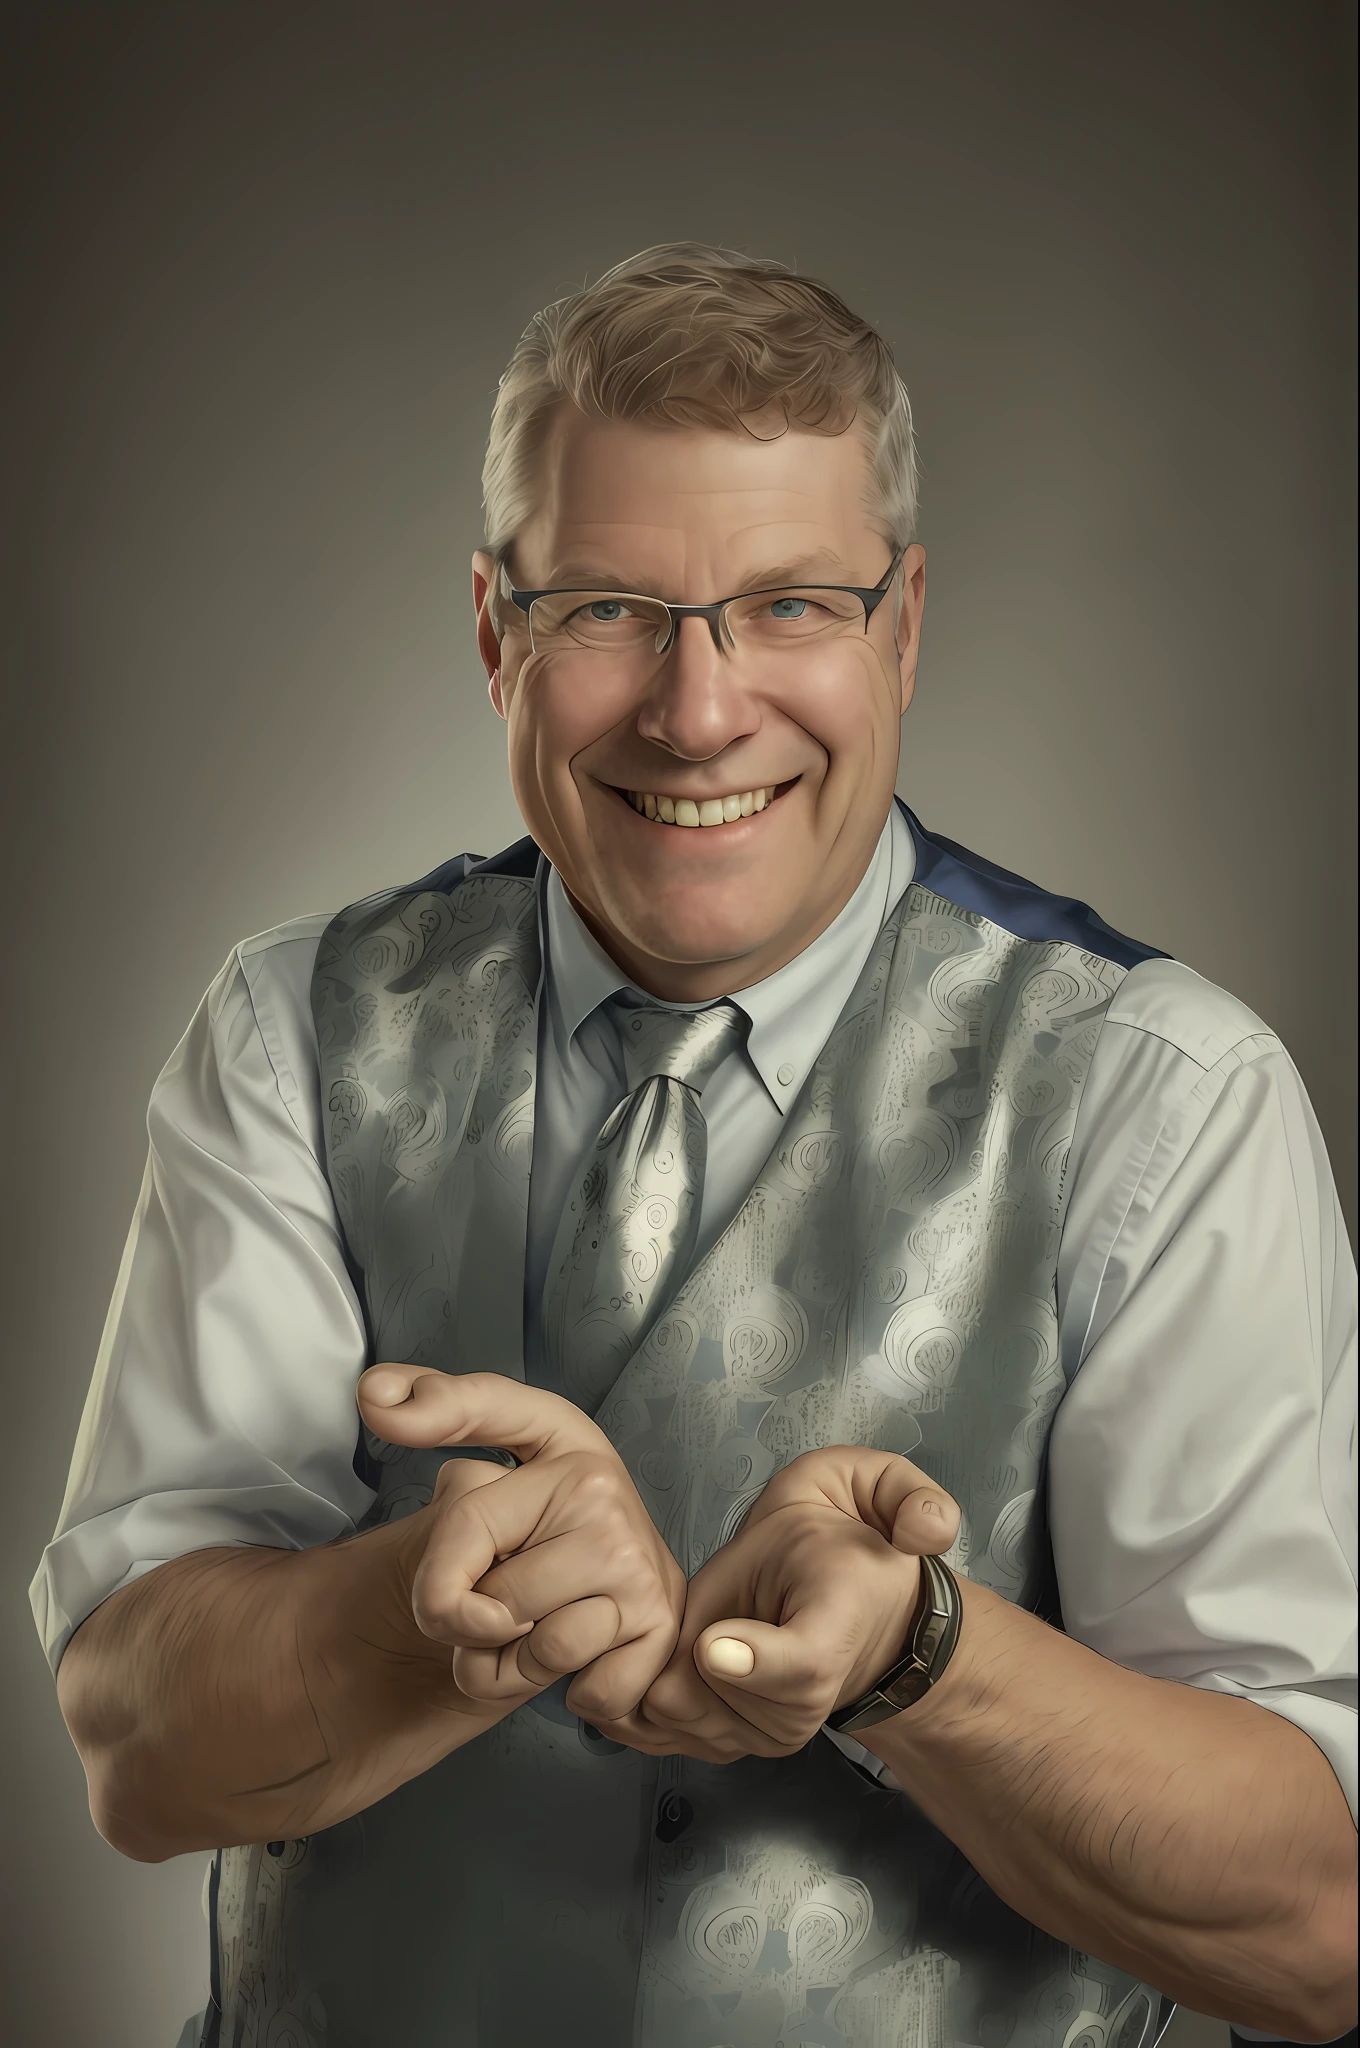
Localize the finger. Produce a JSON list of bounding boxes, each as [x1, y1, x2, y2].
[[704, 1635, 757, 1678], [689, 1617, 851, 1754], [745, 1446, 961, 1554], [517, 1596, 621, 1688], [417, 1459, 522, 1640], [565, 1621, 682, 1725], [627, 1672, 798, 1761], [693, 1616, 823, 1706], [474, 1526, 674, 1633], [452, 1638, 541, 1705], [414, 1458, 572, 1646], [418, 1460, 528, 1646], [639, 1634, 787, 1748], [873, 1463, 960, 1556], [640, 1546, 761, 1722], [475, 1531, 630, 1628], [429, 1456, 509, 1508], [591, 1709, 766, 1764], [599, 1683, 769, 1760], [452, 1595, 621, 1703], [613, 1522, 829, 1753], [358, 1365, 611, 1463]]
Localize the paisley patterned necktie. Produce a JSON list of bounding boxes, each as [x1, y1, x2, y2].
[[541, 996, 746, 1412]]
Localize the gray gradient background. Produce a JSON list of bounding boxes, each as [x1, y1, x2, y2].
[[2, 3, 1354, 2043]]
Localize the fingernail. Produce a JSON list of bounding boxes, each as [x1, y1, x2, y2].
[[706, 1638, 755, 1677], [921, 1500, 939, 1515]]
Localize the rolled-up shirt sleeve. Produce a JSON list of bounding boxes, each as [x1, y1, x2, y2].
[[1050, 959, 1358, 1824], [29, 917, 375, 1676]]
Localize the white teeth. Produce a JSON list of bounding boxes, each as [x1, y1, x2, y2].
[[628, 785, 780, 826]]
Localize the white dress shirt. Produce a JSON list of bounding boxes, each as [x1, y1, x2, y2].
[[30, 811, 1358, 1846]]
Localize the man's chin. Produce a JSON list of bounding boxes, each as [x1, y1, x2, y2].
[[587, 890, 798, 983]]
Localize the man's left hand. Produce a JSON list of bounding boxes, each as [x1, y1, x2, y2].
[[591, 1447, 961, 1762]]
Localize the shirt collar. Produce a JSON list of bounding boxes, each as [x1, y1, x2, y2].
[[541, 803, 916, 1112], [543, 868, 636, 1046], [729, 804, 915, 1112]]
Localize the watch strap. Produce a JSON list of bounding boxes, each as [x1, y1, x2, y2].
[[825, 1552, 962, 1733]]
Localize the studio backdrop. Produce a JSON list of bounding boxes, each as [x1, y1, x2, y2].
[[3, 5, 1354, 2044]]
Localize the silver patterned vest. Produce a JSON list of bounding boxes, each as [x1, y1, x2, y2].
[[201, 805, 1172, 2048]]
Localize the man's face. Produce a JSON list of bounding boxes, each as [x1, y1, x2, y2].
[[473, 410, 926, 999]]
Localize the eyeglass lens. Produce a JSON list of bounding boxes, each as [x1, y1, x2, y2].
[[526, 587, 872, 662]]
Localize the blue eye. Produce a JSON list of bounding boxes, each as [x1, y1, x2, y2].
[[587, 600, 627, 621], [768, 597, 809, 620]]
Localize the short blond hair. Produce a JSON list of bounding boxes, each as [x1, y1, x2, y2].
[[482, 241, 918, 568]]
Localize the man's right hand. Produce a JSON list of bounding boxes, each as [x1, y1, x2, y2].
[[358, 1366, 686, 1725]]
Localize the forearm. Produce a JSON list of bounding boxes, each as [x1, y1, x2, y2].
[[865, 1576, 1357, 2042], [56, 1516, 503, 1860]]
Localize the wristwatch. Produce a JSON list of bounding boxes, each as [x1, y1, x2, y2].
[[825, 1552, 963, 1733]]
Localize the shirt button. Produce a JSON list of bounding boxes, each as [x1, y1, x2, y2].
[[655, 1793, 694, 1842], [777, 1063, 796, 1088]]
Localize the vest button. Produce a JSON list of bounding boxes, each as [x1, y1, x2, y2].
[[654, 1793, 694, 1842], [266, 1842, 286, 1857]]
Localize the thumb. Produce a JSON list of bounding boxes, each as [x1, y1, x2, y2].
[[358, 1365, 609, 1462], [693, 1620, 796, 1699], [745, 1446, 960, 1558], [872, 1460, 961, 1559]]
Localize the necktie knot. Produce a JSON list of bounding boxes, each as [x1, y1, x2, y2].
[[614, 997, 745, 1098]]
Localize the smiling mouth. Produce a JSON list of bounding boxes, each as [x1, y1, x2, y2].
[[615, 780, 795, 827]]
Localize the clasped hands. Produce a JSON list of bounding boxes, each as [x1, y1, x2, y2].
[[360, 1366, 961, 1763]]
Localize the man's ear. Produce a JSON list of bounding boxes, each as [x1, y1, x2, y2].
[[895, 544, 927, 716], [472, 550, 506, 718]]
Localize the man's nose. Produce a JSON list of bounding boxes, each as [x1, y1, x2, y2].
[[635, 613, 759, 760]]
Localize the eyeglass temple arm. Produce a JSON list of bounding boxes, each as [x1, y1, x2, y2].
[[860, 550, 907, 623]]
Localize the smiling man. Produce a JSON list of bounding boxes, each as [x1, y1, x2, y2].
[[483, 401, 917, 997], [32, 245, 1357, 2048]]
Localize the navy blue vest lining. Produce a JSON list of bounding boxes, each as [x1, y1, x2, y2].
[[384, 809, 1164, 974], [897, 800, 1166, 971]]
